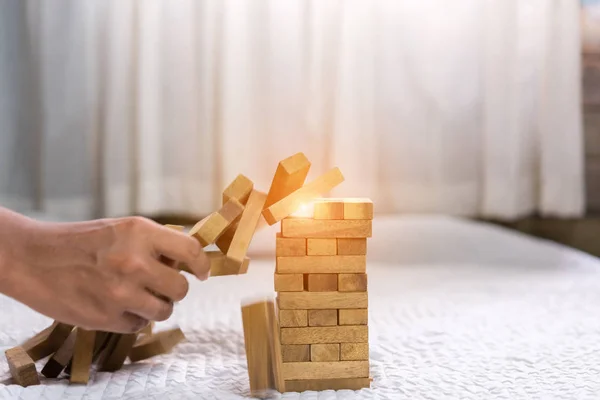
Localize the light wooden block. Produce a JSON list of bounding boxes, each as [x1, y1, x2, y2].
[[343, 198, 373, 220], [225, 190, 266, 274], [281, 345, 310, 362], [99, 333, 138, 372], [241, 300, 285, 396], [223, 174, 254, 205], [284, 377, 371, 392], [276, 234, 306, 256], [279, 309, 308, 327], [189, 198, 244, 247], [340, 343, 369, 361], [129, 328, 186, 362], [281, 218, 371, 238], [282, 361, 369, 380], [276, 255, 366, 274], [70, 329, 96, 384], [20, 321, 73, 361], [280, 326, 368, 345], [278, 292, 367, 310], [5, 347, 39, 387], [311, 344, 339, 362], [275, 274, 304, 292], [308, 309, 338, 327], [263, 167, 344, 225], [306, 238, 337, 255], [264, 152, 311, 209], [180, 251, 250, 276], [339, 309, 368, 325], [338, 273, 368, 292], [337, 238, 367, 255], [313, 200, 344, 220], [305, 274, 338, 292], [41, 329, 77, 378], [164, 224, 185, 231]]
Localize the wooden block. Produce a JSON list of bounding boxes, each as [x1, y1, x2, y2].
[[215, 221, 237, 253], [42, 329, 78, 378], [241, 300, 285, 396], [279, 309, 307, 327], [274, 274, 304, 292], [189, 198, 244, 247], [276, 233, 306, 256], [264, 152, 311, 209], [5, 347, 39, 387], [343, 198, 373, 220], [339, 309, 368, 325], [139, 322, 154, 337], [20, 321, 73, 361], [276, 255, 366, 274], [284, 377, 371, 392], [225, 190, 266, 274], [282, 361, 369, 380], [278, 292, 367, 310], [164, 224, 185, 231], [340, 343, 369, 361], [280, 326, 368, 345], [308, 309, 337, 327], [337, 238, 367, 255], [263, 167, 344, 225], [338, 273, 368, 292], [99, 333, 138, 372], [91, 332, 112, 363], [305, 274, 338, 292], [223, 174, 254, 205], [129, 328, 186, 362], [281, 218, 371, 238], [306, 238, 337, 255], [70, 329, 96, 384], [281, 345, 310, 362], [181, 251, 249, 276], [311, 344, 339, 362], [313, 199, 344, 220]]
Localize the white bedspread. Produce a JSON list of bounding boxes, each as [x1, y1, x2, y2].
[[1, 215, 600, 399]]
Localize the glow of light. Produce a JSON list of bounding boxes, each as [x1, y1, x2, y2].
[[291, 202, 315, 218]]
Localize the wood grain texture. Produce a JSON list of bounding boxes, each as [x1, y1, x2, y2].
[[264, 152, 311, 210], [275, 274, 304, 292], [278, 292, 368, 310], [281, 218, 371, 238], [189, 199, 244, 247], [41, 329, 78, 378], [310, 344, 339, 362], [338, 273, 368, 292], [129, 328, 186, 362], [340, 343, 369, 361], [20, 321, 73, 361], [276, 255, 366, 274], [5, 346, 39, 387], [305, 274, 338, 292], [337, 238, 367, 255], [313, 200, 344, 220], [308, 309, 338, 327], [70, 329, 96, 384], [279, 309, 308, 327], [282, 361, 369, 380], [281, 345, 310, 362], [306, 238, 337, 255], [276, 234, 306, 256], [223, 174, 254, 205], [339, 309, 368, 325], [280, 326, 368, 345], [284, 377, 371, 392], [343, 198, 373, 220]]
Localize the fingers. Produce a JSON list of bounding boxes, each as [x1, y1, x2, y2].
[[126, 290, 174, 322], [151, 225, 211, 280], [109, 312, 149, 334], [143, 258, 189, 302]]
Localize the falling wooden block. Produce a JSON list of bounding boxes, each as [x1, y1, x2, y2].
[[99, 333, 138, 372], [189, 198, 244, 247], [20, 321, 73, 361], [284, 377, 371, 392], [264, 152, 311, 209], [305, 274, 338, 292], [337, 238, 367, 255], [281, 326, 368, 345], [274, 274, 304, 292], [282, 361, 369, 380], [263, 167, 344, 225], [310, 344, 339, 362], [278, 292, 367, 310], [338, 273, 368, 292], [128, 328, 185, 362], [276, 255, 366, 274], [279, 309, 308, 327], [276, 234, 306, 256], [343, 198, 373, 220], [340, 343, 369, 361], [339, 309, 368, 325], [223, 174, 254, 205], [42, 329, 78, 378], [70, 329, 96, 384], [281, 218, 371, 238], [281, 345, 310, 362], [5, 347, 39, 387], [313, 199, 344, 220], [241, 300, 285, 396], [306, 238, 337, 256], [308, 310, 338, 327], [215, 221, 237, 253]]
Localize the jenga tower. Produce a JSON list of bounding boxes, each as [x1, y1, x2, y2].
[[274, 198, 373, 392]]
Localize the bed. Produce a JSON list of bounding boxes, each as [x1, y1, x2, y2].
[[1, 215, 600, 399]]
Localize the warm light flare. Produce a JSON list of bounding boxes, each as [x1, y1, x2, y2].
[[290, 202, 315, 218]]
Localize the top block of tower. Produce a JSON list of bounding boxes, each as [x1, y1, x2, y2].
[[313, 198, 373, 220], [264, 153, 311, 210]]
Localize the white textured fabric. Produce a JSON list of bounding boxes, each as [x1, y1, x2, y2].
[[1, 216, 600, 399], [0, 0, 585, 221]]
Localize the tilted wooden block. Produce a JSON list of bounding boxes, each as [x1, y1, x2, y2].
[[338, 273, 368, 292], [20, 321, 73, 361], [276, 255, 366, 274], [313, 199, 344, 220], [263, 167, 344, 225], [305, 274, 338, 292], [281, 218, 371, 238], [276, 234, 306, 256], [337, 238, 367, 255], [339, 309, 368, 325], [99, 333, 138, 372], [70, 329, 96, 384], [311, 343, 340, 362], [264, 152, 311, 210], [279, 309, 308, 327], [42, 329, 78, 378], [280, 326, 368, 345], [129, 328, 186, 362], [5, 347, 39, 387], [139, 322, 154, 337], [282, 361, 369, 380], [274, 274, 304, 292], [308, 309, 338, 327], [340, 343, 369, 361], [91, 332, 112, 363], [284, 377, 371, 392], [223, 174, 254, 205], [306, 238, 337, 256], [281, 345, 310, 362], [189, 198, 244, 247], [215, 221, 237, 253], [278, 292, 367, 310], [343, 198, 373, 220]]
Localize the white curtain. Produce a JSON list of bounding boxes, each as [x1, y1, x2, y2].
[[0, 0, 584, 221]]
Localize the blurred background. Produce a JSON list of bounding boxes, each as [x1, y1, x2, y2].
[[0, 0, 598, 254]]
